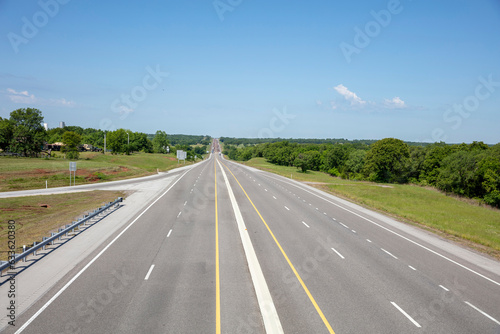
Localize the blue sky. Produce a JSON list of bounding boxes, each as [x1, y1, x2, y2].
[[1, 0, 500, 143]]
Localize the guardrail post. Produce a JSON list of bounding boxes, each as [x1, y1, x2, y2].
[[22, 245, 26, 262], [32, 242, 37, 256], [51, 232, 56, 245], [58, 228, 63, 240], [42, 237, 47, 250]]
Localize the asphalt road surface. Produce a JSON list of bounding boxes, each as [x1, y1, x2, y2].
[[3, 139, 500, 333]]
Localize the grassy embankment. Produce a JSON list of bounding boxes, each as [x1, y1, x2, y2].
[[0, 151, 192, 192], [0, 190, 125, 260], [241, 157, 500, 260]]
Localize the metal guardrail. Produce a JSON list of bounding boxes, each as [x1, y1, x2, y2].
[[0, 197, 123, 273]]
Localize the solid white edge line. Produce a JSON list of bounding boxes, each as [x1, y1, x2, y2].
[[464, 301, 500, 325], [391, 302, 421, 328], [439, 285, 449, 292], [14, 167, 193, 334], [331, 247, 345, 259], [381, 248, 398, 259], [217, 160, 284, 334], [167, 229, 172, 238], [263, 174, 500, 287], [144, 264, 155, 280]]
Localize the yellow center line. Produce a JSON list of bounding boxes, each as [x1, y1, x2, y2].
[[215, 158, 221, 334], [221, 161, 335, 334]]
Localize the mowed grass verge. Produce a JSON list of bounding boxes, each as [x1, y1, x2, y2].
[[241, 157, 500, 260], [0, 152, 187, 192], [0, 190, 126, 261]]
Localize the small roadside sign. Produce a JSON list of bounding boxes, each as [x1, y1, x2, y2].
[[69, 162, 77, 186]]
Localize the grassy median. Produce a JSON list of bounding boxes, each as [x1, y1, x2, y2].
[[0, 190, 126, 261], [241, 157, 500, 260], [0, 152, 190, 192]]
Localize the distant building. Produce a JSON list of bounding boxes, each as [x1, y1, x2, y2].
[[43, 123, 48, 131], [59, 121, 65, 128]]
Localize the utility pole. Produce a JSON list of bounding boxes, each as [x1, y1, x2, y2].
[[104, 133, 106, 154]]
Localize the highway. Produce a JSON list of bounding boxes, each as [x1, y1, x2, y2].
[[3, 138, 500, 333]]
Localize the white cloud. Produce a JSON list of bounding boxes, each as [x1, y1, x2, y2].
[[333, 84, 366, 105], [7, 88, 36, 103], [384, 96, 406, 109], [49, 98, 76, 107], [6, 88, 75, 107]]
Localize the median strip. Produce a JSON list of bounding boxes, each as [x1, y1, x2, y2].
[[216, 159, 284, 334]]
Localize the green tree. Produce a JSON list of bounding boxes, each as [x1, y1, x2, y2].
[[363, 138, 410, 183], [294, 151, 318, 172], [323, 144, 351, 172], [343, 149, 366, 178], [436, 150, 480, 197], [46, 127, 65, 144], [129, 132, 153, 153], [9, 108, 46, 157], [107, 129, 128, 154], [420, 143, 452, 184], [62, 131, 82, 159], [152, 130, 169, 153], [0, 117, 13, 151]]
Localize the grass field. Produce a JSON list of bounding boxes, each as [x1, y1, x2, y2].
[[241, 157, 500, 259], [0, 190, 125, 260], [0, 152, 195, 192]]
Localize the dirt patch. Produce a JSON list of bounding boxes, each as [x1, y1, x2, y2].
[[35, 169, 51, 174]]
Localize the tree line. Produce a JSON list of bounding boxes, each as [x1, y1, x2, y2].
[[222, 138, 500, 208], [0, 108, 209, 160], [220, 136, 428, 147]]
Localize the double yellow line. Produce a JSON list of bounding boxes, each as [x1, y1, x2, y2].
[[219, 160, 336, 334]]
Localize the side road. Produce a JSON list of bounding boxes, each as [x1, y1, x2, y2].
[[0, 162, 199, 198], [0, 159, 207, 330]]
